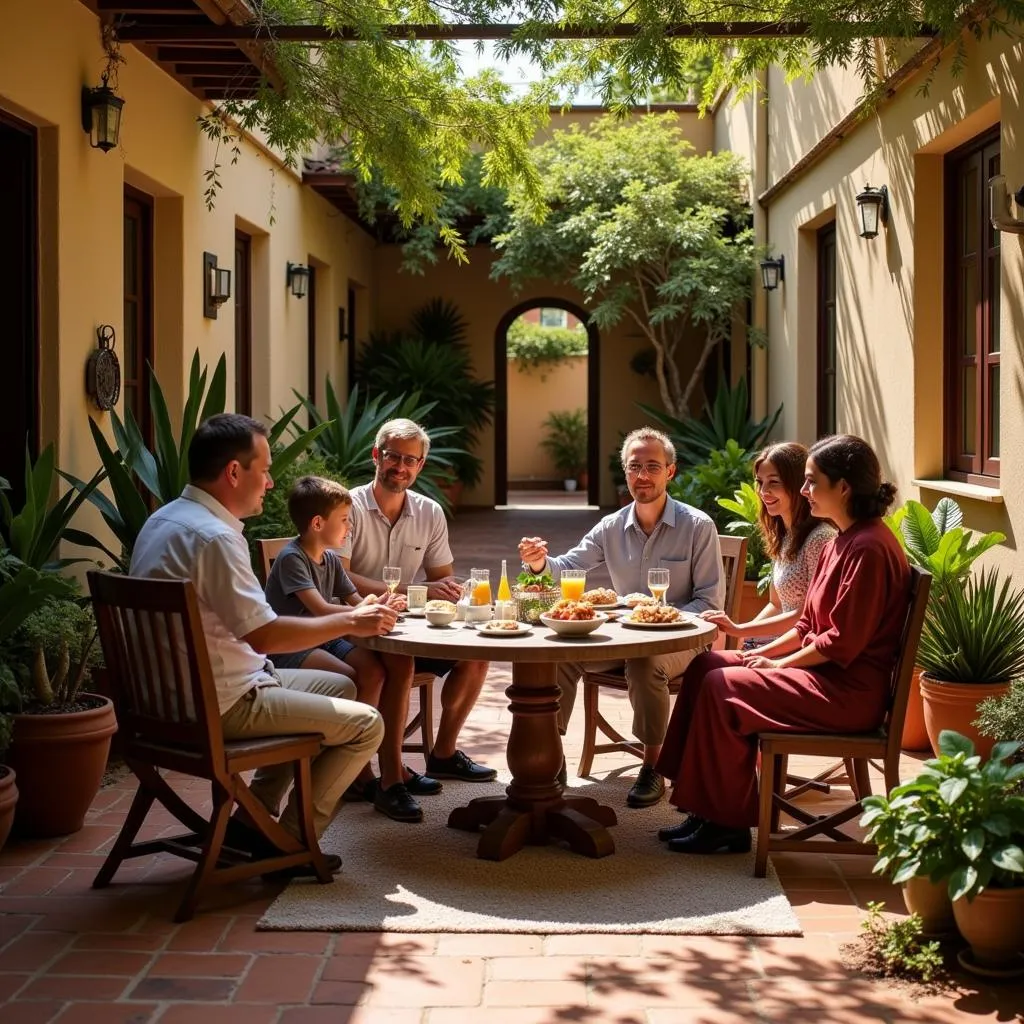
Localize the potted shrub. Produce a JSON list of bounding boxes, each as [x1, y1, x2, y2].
[[3, 593, 116, 837], [976, 680, 1024, 771], [862, 731, 1024, 972], [541, 408, 587, 491], [885, 498, 1004, 752], [915, 569, 1024, 760]]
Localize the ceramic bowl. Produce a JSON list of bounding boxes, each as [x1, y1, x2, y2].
[[425, 608, 457, 627], [539, 611, 608, 637]]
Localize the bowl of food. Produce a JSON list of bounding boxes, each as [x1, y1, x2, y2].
[[540, 599, 608, 637], [424, 600, 457, 627]]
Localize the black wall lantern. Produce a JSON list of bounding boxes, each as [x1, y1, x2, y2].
[[287, 262, 311, 298], [759, 254, 785, 291], [81, 77, 124, 153], [855, 184, 889, 239], [203, 251, 232, 319]]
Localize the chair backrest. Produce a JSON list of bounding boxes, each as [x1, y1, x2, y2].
[[258, 537, 293, 585], [883, 566, 932, 761], [717, 534, 748, 651], [87, 571, 225, 765]]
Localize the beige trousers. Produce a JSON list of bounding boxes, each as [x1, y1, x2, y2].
[[220, 669, 384, 838], [557, 650, 697, 747]]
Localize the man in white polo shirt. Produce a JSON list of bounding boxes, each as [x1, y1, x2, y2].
[[341, 418, 496, 824], [131, 413, 389, 876]]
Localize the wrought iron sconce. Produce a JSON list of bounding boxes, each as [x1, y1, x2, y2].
[[759, 254, 785, 292], [855, 184, 889, 239], [81, 76, 125, 153], [203, 252, 232, 319], [988, 175, 1024, 234], [287, 262, 311, 298], [86, 325, 121, 410]]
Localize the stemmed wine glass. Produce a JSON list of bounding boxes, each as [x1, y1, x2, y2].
[[647, 568, 670, 607]]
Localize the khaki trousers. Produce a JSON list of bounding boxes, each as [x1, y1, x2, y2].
[[557, 650, 697, 747], [220, 669, 384, 838]]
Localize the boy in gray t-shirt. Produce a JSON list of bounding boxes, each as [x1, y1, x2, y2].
[[264, 477, 399, 704]]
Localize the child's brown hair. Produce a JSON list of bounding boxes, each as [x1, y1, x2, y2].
[[288, 476, 352, 534]]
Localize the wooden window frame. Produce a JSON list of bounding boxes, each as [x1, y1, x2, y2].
[[816, 222, 837, 438], [123, 185, 154, 444], [944, 128, 1001, 483]]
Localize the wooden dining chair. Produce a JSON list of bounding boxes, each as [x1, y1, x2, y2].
[[86, 571, 333, 922], [257, 537, 436, 756], [753, 567, 931, 877], [576, 535, 748, 777]]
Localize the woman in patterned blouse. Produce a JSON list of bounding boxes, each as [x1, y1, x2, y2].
[[701, 442, 836, 649]]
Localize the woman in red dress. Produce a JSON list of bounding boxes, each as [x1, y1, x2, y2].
[[654, 434, 911, 854]]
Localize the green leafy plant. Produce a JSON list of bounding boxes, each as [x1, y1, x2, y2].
[[716, 481, 771, 591], [291, 381, 464, 513], [640, 378, 782, 469], [63, 351, 327, 572], [355, 299, 495, 488], [506, 320, 588, 378], [0, 446, 102, 571], [885, 498, 1004, 598], [861, 730, 1024, 902], [977, 680, 1024, 760], [541, 409, 588, 480], [856, 902, 945, 984], [668, 441, 754, 532], [916, 569, 1024, 684]]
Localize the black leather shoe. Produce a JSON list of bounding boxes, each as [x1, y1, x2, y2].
[[373, 782, 424, 823], [264, 852, 343, 881], [426, 750, 498, 782], [343, 778, 377, 803], [667, 820, 752, 854], [403, 766, 443, 795], [626, 765, 665, 808], [556, 758, 568, 787], [658, 814, 705, 843]]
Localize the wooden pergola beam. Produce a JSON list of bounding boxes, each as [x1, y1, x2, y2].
[[113, 21, 942, 43]]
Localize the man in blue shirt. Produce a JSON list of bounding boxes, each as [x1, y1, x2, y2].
[[519, 427, 723, 808]]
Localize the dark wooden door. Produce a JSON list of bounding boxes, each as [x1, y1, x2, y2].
[[307, 265, 317, 426], [816, 223, 837, 438], [0, 112, 38, 508], [234, 231, 252, 415], [123, 187, 154, 442]]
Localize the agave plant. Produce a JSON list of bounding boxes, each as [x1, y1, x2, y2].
[[917, 569, 1024, 685], [885, 497, 1004, 597], [62, 351, 328, 572], [638, 377, 782, 468], [288, 381, 465, 512]]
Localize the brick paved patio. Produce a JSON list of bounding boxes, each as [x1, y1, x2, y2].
[[1, 508, 1021, 1023]]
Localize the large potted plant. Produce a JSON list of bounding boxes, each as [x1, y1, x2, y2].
[[541, 408, 587, 491], [3, 593, 116, 837], [885, 497, 1005, 752], [915, 569, 1024, 760], [862, 730, 1024, 972]]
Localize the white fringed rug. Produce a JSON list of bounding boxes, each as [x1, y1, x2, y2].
[[258, 775, 801, 936]]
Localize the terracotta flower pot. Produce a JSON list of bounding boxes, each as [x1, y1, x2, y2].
[[954, 887, 1024, 970], [0, 766, 18, 853], [900, 667, 932, 752], [6, 694, 117, 838], [903, 875, 957, 938], [919, 674, 1009, 760]]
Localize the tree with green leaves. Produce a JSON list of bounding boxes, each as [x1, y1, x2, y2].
[[492, 114, 759, 417]]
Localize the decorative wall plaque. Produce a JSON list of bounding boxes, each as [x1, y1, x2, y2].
[[86, 324, 121, 411]]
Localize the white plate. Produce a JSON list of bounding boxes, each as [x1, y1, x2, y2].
[[406, 608, 426, 617], [476, 623, 533, 637], [539, 611, 609, 637], [620, 614, 697, 630]]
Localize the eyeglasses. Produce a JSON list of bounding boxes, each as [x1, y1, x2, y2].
[[624, 462, 667, 477], [380, 449, 424, 469]]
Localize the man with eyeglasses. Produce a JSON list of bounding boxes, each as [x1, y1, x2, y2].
[[518, 427, 723, 808], [341, 418, 496, 823]]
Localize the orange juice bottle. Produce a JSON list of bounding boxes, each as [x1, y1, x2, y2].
[[497, 560, 512, 602]]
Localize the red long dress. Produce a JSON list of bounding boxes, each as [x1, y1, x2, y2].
[[655, 518, 911, 828]]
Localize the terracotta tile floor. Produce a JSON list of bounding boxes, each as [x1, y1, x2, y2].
[[2, 508, 1022, 1023]]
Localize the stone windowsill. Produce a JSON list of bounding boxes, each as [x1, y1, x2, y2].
[[911, 479, 1004, 504]]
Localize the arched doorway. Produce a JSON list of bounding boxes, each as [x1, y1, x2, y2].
[[494, 298, 600, 507]]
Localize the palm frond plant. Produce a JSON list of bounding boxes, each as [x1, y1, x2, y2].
[[62, 351, 327, 572], [540, 409, 587, 482], [716, 481, 771, 591], [638, 377, 782, 468]]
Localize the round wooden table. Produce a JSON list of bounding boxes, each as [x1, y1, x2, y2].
[[360, 613, 717, 861]]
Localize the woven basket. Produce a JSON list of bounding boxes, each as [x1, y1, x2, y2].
[[513, 586, 561, 624]]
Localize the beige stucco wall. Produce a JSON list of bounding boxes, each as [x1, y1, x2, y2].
[[739, 34, 1024, 582], [1, 0, 375, 504], [506, 355, 588, 480], [370, 245, 696, 507]]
